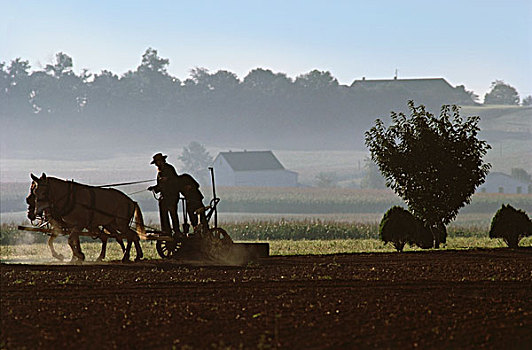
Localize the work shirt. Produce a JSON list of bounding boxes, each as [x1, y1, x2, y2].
[[153, 163, 180, 197], [176, 174, 204, 201]]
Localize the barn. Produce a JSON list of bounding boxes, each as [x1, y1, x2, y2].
[[213, 151, 298, 187], [477, 172, 531, 194], [351, 77, 477, 105]]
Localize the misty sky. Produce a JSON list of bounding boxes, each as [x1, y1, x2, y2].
[[2, 0, 531, 100]]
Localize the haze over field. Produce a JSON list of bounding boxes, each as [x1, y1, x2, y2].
[[3, 1, 531, 99], [1, 0, 531, 184]]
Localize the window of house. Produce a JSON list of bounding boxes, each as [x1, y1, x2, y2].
[[498, 187, 504, 193]]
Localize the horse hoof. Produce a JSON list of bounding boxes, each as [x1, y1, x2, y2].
[[122, 256, 131, 263], [55, 254, 65, 262], [96, 257, 104, 262]]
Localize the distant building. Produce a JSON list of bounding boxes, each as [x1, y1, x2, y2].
[[351, 77, 476, 105], [213, 150, 298, 187], [477, 172, 531, 194]]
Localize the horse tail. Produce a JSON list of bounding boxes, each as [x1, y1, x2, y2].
[[133, 202, 146, 238]]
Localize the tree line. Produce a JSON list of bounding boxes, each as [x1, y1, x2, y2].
[[1, 48, 529, 154]]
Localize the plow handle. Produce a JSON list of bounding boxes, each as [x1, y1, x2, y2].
[[209, 167, 217, 228]]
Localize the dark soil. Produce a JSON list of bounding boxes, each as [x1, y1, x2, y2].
[[1, 248, 531, 349]]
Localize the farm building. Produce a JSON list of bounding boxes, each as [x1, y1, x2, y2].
[[351, 77, 477, 105], [477, 172, 531, 194], [213, 150, 298, 187]]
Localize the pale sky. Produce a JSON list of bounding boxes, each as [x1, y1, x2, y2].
[[2, 0, 531, 100]]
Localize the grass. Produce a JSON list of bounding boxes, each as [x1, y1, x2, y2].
[[0, 217, 495, 246], [1, 236, 530, 263]]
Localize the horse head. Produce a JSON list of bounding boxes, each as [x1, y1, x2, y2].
[[29, 173, 51, 216], [26, 181, 38, 221]]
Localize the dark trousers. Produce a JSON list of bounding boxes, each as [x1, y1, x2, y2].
[[159, 196, 180, 235], [186, 199, 207, 227]]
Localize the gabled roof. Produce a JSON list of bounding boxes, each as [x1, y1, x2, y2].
[[351, 77, 476, 105], [352, 78, 454, 92], [217, 151, 285, 171]]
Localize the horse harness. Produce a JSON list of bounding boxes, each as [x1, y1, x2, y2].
[[37, 180, 125, 229]]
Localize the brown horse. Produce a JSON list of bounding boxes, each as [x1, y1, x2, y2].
[[30, 173, 145, 262], [26, 182, 126, 262]]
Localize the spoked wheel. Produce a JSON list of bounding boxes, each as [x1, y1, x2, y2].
[[156, 238, 182, 259], [200, 228, 233, 261], [206, 228, 233, 246]]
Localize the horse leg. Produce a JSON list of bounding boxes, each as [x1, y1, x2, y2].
[[67, 235, 79, 262], [97, 234, 108, 262], [68, 230, 85, 262], [122, 239, 133, 262], [117, 238, 126, 253], [124, 227, 144, 262], [103, 226, 127, 256], [134, 239, 143, 262], [47, 233, 65, 261], [130, 229, 144, 262]]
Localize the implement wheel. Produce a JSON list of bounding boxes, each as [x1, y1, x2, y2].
[[200, 227, 233, 262], [207, 227, 233, 246], [156, 239, 182, 259]]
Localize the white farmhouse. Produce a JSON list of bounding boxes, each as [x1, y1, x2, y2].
[[477, 172, 531, 194], [213, 151, 298, 187]]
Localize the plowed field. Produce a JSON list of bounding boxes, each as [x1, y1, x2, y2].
[[1, 248, 531, 349]]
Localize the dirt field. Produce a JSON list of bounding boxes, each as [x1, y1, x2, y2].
[[1, 248, 531, 349]]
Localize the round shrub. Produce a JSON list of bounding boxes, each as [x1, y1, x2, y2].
[[380, 206, 433, 251], [489, 204, 532, 248]]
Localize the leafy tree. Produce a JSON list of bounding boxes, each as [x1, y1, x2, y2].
[[138, 47, 170, 75], [7, 58, 31, 80], [4, 58, 33, 117], [522, 95, 532, 106], [295, 70, 338, 90], [454, 84, 479, 103], [484, 80, 520, 105], [37, 52, 85, 115], [365, 101, 491, 247], [178, 141, 213, 184], [121, 48, 178, 123], [44, 52, 73, 77], [208, 70, 240, 91], [360, 158, 386, 189], [242, 68, 292, 95]]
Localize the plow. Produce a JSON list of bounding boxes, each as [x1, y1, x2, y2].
[[19, 167, 269, 264]]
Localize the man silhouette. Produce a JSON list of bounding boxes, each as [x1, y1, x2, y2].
[[147, 153, 181, 236], [175, 173, 207, 229]]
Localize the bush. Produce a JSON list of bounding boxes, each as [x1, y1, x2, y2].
[[489, 204, 532, 248], [379, 206, 433, 251]]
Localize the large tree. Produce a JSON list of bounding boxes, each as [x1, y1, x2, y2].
[[3, 58, 33, 117], [484, 80, 520, 105], [365, 101, 491, 247], [178, 141, 214, 185], [360, 158, 386, 189], [522, 95, 532, 106], [294, 70, 339, 90]]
